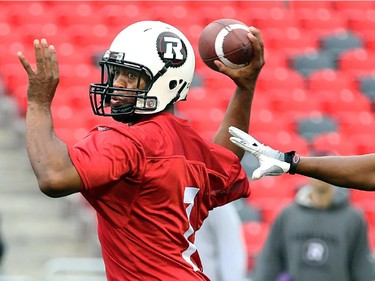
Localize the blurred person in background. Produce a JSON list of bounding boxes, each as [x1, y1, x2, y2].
[[0, 215, 4, 267], [249, 150, 374, 281], [17, 20, 265, 280], [195, 202, 247, 281]]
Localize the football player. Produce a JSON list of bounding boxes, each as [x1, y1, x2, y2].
[[18, 21, 264, 280]]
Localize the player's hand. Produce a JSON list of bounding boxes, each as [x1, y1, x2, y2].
[[17, 38, 59, 106], [228, 126, 300, 179], [214, 26, 264, 91]]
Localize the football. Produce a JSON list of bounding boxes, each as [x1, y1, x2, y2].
[[198, 18, 252, 72]]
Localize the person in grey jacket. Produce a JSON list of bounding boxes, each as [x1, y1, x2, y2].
[[195, 202, 247, 281], [252, 171, 374, 281]]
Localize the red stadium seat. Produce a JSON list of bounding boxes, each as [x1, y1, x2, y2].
[[251, 9, 299, 30], [348, 13, 375, 33], [287, 1, 334, 10], [337, 111, 375, 136], [338, 48, 375, 77], [265, 27, 319, 53], [249, 107, 296, 134], [237, 1, 285, 10], [319, 90, 372, 114], [333, 1, 375, 12], [50, 2, 104, 26], [295, 9, 348, 32], [256, 67, 305, 92], [187, 2, 240, 26], [311, 132, 356, 156], [356, 29, 375, 52], [242, 221, 270, 270], [346, 134, 375, 155], [251, 130, 309, 156], [247, 176, 296, 202], [4, 2, 56, 26], [306, 69, 356, 92]]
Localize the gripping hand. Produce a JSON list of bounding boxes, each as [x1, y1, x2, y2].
[[228, 126, 300, 180]]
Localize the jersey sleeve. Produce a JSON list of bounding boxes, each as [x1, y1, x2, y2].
[[208, 148, 251, 208], [68, 128, 145, 191]]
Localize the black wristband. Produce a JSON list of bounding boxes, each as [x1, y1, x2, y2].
[[284, 151, 300, 175]]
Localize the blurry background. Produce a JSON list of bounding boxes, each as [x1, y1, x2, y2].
[[1, 0, 375, 280]]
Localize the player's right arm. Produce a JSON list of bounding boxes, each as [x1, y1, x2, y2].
[[213, 26, 264, 160], [18, 39, 81, 197]]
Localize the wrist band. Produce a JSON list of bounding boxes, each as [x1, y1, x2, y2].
[[285, 151, 300, 174]]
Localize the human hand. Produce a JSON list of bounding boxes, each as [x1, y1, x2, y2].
[[228, 126, 300, 179], [214, 26, 265, 91], [17, 38, 59, 106]]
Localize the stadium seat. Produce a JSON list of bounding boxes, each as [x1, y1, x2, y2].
[[311, 132, 356, 156], [249, 108, 294, 134], [319, 89, 372, 114], [188, 2, 240, 26], [266, 27, 319, 53], [241, 221, 270, 270], [251, 130, 310, 156], [294, 8, 348, 31], [337, 110, 375, 136], [256, 67, 305, 91], [305, 69, 356, 92], [347, 134, 375, 155], [238, 1, 285, 10], [50, 2, 103, 26], [289, 51, 337, 77], [348, 14, 375, 33], [319, 31, 364, 58], [248, 176, 296, 202], [355, 29, 375, 51], [251, 196, 292, 226], [351, 189, 375, 209], [4, 2, 56, 26], [332, 1, 375, 13], [287, 1, 333, 10], [251, 9, 299, 30], [270, 91, 324, 117], [338, 49, 375, 77], [296, 114, 338, 142], [358, 75, 375, 101]]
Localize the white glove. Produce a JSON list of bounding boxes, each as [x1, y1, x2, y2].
[[229, 126, 300, 180]]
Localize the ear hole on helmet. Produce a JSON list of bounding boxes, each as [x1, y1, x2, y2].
[[169, 80, 177, 90]]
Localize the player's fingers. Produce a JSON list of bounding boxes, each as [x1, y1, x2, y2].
[[49, 45, 60, 80], [17, 51, 34, 75], [214, 60, 232, 75], [247, 26, 265, 67], [249, 26, 264, 50], [41, 38, 51, 73], [247, 27, 264, 63], [34, 39, 45, 71]]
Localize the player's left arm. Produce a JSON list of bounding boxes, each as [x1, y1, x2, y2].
[[18, 39, 81, 198], [212, 27, 264, 159]]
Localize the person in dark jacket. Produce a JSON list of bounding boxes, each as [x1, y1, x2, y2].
[[252, 152, 374, 281]]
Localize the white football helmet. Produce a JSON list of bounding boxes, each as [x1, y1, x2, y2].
[[90, 20, 195, 120]]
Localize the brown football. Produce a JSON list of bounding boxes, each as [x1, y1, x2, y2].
[[198, 18, 252, 72]]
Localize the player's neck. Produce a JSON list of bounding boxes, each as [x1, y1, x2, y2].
[[310, 189, 334, 209]]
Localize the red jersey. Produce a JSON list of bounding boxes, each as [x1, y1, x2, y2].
[[68, 112, 250, 281]]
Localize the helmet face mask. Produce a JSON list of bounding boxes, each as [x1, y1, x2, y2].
[[89, 55, 156, 117], [89, 21, 195, 122]]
